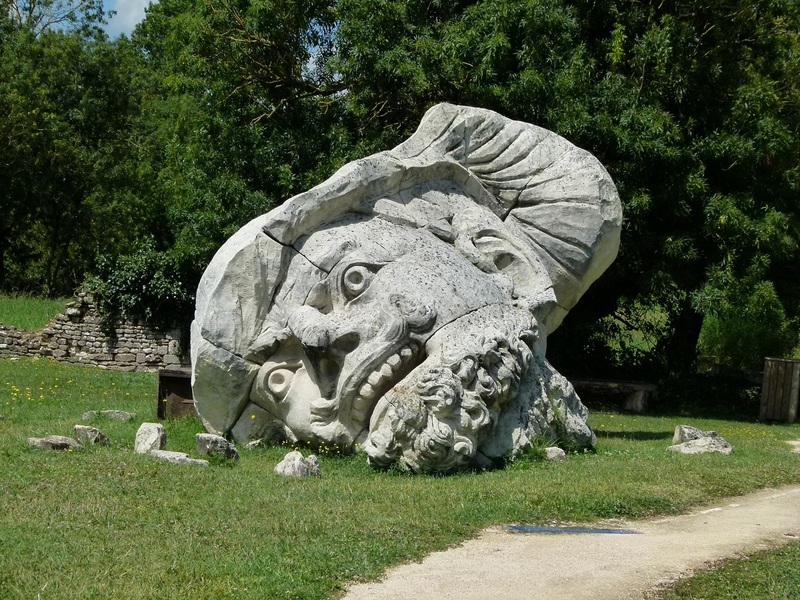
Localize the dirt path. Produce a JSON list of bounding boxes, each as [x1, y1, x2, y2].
[[344, 483, 800, 600]]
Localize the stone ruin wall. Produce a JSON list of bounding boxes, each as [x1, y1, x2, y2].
[[0, 293, 189, 372]]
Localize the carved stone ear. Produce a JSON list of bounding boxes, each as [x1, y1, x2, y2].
[[453, 206, 553, 298]]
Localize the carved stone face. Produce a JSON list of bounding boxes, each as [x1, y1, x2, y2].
[[192, 103, 620, 472], [247, 215, 513, 447]]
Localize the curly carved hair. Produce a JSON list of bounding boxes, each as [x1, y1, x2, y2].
[[364, 328, 536, 473]]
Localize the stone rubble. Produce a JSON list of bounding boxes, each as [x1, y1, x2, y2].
[[134, 423, 166, 454], [73, 425, 110, 446], [82, 409, 136, 422], [668, 425, 733, 455], [196, 433, 239, 460], [544, 447, 567, 461], [274, 451, 321, 477], [149, 450, 209, 467], [28, 435, 83, 451]]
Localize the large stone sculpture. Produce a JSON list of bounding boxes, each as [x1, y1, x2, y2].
[[191, 104, 622, 473]]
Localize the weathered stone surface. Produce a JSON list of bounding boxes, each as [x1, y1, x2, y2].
[[672, 425, 709, 445], [135, 423, 166, 454], [667, 434, 733, 455], [150, 450, 209, 466], [193, 103, 622, 473], [82, 409, 137, 422], [73, 425, 110, 446], [274, 451, 321, 477], [196, 433, 239, 460], [544, 447, 567, 461], [28, 435, 83, 451]]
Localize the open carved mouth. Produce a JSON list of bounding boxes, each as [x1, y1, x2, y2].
[[334, 341, 423, 438]]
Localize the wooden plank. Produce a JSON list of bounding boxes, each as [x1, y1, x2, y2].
[[781, 360, 794, 420], [767, 360, 780, 421], [761, 358, 800, 422], [760, 359, 775, 421], [766, 359, 781, 420]]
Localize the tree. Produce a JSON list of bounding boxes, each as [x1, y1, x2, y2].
[[329, 0, 800, 376], [0, 0, 146, 295]]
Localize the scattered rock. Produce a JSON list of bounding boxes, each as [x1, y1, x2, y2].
[[544, 447, 567, 461], [787, 441, 800, 454], [244, 438, 267, 450], [28, 435, 83, 451], [134, 423, 166, 454], [73, 425, 110, 446], [149, 450, 209, 467], [672, 425, 711, 445], [275, 451, 321, 477], [82, 410, 136, 422], [667, 433, 733, 455], [196, 433, 239, 460]]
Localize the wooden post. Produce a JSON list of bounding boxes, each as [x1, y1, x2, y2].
[[760, 358, 800, 423]]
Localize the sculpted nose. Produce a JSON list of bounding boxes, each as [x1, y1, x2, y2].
[[389, 293, 437, 333], [288, 306, 331, 350], [287, 306, 359, 398]]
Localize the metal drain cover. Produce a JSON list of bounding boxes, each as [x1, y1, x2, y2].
[[505, 525, 642, 535]]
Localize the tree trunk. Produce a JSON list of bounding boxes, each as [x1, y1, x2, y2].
[[664, 302, 705, 375]]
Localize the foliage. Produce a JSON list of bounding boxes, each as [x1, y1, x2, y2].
[[87, 240, 195, 332], [695, 263, 798, 371], [2, 0, 108, 35], [0, 12, 144, 296], [2, 0, 800, 370], [1, 357, 799, 598]]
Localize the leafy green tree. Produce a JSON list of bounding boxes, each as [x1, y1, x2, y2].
[[329, 0, 800, 375], [0, 0, 143, 295]]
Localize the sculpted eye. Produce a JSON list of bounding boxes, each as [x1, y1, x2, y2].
[[266, 368, 295, 401], [342, 265, 374, 298]]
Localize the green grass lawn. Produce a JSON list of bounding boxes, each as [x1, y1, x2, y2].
[[0, 295, 69, 330], [1, 357, 799, 599], [657, 541, 800, 599]]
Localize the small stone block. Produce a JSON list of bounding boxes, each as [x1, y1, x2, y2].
[[135, 423, 166, 454], [275, 451, 321, 477], [73, 425, 110, 446], [544, 447, 567, 461], [196, 433, 239, 460], [149, 450, 209, 466], [28, 435, 83, 451]]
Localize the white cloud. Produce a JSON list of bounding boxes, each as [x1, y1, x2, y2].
[[105, 0, 157, 38]]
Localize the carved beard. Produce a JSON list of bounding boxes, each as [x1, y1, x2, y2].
[[362, 305, 538, 473]]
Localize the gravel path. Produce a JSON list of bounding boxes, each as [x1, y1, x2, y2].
[[344, 482, 800, 600]]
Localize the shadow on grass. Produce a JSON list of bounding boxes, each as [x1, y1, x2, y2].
[[596, 430, 673, 441]]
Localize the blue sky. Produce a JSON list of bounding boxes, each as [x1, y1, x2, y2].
[[104, 0, 156, 38]]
